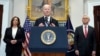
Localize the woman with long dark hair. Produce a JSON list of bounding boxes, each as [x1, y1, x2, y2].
[[3, 16, 25, 56]]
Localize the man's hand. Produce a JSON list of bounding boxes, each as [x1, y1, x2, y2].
[[50, 23, 56, 27], [92, 51, 96, 56], [11, 40, 17, 44], [39, 23, 44, 27], [75, 50, 79, 56]]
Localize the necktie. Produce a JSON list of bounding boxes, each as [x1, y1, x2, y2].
[[44, 17, 49, 27], [84, 26, 88, 38]]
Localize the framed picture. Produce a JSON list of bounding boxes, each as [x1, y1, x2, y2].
[[27, 0, 69, 21]]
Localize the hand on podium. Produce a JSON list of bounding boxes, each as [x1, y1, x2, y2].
[[75, 50, 79, 56], [39, 23, 45, 27], [50, 23, 56, 27]]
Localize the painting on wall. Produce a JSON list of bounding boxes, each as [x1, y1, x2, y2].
[[27, 0, 68, 21]]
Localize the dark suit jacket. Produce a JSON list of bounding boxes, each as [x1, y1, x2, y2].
[[74, 25, 96, 55], [34, 16, 59, 27], [3, 27, 25, 53]]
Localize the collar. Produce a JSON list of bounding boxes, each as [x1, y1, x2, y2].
[[44, 16, 50, 22], [83, 24, 88, 28]]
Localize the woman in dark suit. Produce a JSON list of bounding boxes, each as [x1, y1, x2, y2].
[[3, 16, 25, 56]]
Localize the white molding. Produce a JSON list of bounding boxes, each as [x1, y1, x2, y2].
[[0, 0, 9, 56], [87, 1, 100, 27]]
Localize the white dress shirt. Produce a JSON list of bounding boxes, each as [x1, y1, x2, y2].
[[12, 27, 18, 39], [44, 16, 50, 22]]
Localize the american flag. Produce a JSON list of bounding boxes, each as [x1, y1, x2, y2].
[[22, 16, 32, 56]]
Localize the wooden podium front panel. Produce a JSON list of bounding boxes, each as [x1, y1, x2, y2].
[[31, 52, 66, 56]]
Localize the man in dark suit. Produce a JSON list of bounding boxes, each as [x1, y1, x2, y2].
[[34, 4, 58, 27], [74, 15, 96, 56]]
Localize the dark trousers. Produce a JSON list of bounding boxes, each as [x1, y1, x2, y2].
[[66, 51, 76, 56], [79, 52, 91, 56], [79, 54, 91, 56], [6, 47, 22, 56], [6, 45, 22, 56], [6, 51, 21, 56]]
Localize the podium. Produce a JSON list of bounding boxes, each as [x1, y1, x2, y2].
[[29, 27, 68, 56]]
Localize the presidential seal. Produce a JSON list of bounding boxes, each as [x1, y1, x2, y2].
[[41, 29, 56, 45]]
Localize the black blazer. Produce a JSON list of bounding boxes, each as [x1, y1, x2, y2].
[[34, 16, 59, 27], [74, 25, 96, 55], [3, 27, 25, 52]]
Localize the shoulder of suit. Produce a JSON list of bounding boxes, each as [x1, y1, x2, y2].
[[36, 16, 44, 21], [6, 27, 11, 30], [5, 27, 12, 32], [51, 17, 58, 21], [6, 27, 24, 31], [18, 27, 24, 29], [88, 25, 94, 29], [76, 25, 82, 29], [18, 27, 25, 32]]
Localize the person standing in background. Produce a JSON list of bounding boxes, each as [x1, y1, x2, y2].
[[3, 16, 25, 56], [74, 15, 96, 56]]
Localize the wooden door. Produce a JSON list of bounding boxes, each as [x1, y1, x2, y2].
[[0, 5, 3, 42], [94, 6, 100, 56]]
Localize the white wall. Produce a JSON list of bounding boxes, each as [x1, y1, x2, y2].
[[8, 0, 14, 26], [69, 0, 84, 29], [88, 1, 100, 27], [86, 0, 100, 27], [70, 0, 100, 28], [13, 0, 27, 26], [0, 0, 9, 56]]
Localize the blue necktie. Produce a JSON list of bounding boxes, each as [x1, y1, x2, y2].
[[44, 17, 49, 27]]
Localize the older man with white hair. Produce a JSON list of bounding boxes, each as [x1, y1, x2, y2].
[[34, 4, 59, 27], [74, 15, 96, 56]]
